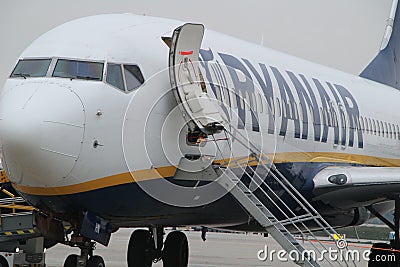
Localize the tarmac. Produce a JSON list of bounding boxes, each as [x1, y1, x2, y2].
[[45, 228, 371, 267]]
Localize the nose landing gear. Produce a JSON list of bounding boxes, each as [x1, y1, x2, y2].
[[63, 237, 105, 267], [64, 253, 105, 267], [127, 228, 189, 267]]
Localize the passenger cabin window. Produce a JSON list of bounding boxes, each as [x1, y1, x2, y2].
[[377, 120, 381, 136], [397, 125, 400, 140], [389, 124, 393, 139], [124, 65, 144, 91], [11, 59, 51, 78], [53, 59, 103, 81], [372, 119, 377, 134], [384, 122, 388, 137], [368, 118, 372, 134]]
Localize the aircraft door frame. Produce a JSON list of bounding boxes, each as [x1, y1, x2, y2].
[[168, 23, 223, 135]]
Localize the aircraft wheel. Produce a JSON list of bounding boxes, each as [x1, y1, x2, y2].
[[64, 254, 78, 267], [162, 231, 188, 267], [127, 230, 155, 267], [87, 255, 105, 267], [0, 255, 9, 267]]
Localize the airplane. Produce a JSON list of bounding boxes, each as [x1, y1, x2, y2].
[[1, 0, 400, 266]]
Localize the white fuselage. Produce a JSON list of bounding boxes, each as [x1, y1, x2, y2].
[[0, 14, 398, 228]]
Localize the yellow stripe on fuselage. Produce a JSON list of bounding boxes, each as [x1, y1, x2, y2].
[[12, 152, 400, 196], [13, 165, 176, 196]]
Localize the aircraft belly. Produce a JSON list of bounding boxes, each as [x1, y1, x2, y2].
[[13, 162, 364, 228], [17, 178, 250, 227]]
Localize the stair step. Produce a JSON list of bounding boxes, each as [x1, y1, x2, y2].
[[212, 126, 351, 267]]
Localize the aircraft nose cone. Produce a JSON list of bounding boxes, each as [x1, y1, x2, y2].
[[0, 82, 85, 187]]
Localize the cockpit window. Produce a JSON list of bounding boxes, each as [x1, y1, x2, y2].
[[105, 63, 145, 92], [106, 63, 124, 91], [124, 65, 144, 91], [10, 59, 51, 78], [53, 59, 104, 81]]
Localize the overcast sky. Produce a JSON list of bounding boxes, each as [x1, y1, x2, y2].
[[0, 0, 393, 86]]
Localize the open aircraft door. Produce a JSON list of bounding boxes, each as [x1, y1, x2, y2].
[[169, 23, 224, 134]]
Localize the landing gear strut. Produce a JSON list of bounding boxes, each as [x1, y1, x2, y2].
[[367, 195, 400, 267], [127, 228, 189, 267]]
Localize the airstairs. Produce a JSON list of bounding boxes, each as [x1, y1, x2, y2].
[[213, 124, 353, 267], [168, 23, 356, 267]]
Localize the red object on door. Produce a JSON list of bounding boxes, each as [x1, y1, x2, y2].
[[180, 50, 193, 56]]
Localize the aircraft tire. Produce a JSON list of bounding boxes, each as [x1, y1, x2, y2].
[[127, 230, 154, 267], [162, 231, 188, 267], [0, 255, 9, 267], [64, 254, 78, 267], [87, 255, 105, 267]]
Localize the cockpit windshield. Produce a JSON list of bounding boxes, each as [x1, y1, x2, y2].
[[9, 58, 144, 92], [52, 59, 104, 81], [10, 59, 51, 78]]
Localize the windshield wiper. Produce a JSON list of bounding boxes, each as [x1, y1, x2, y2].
[[76, 75, 101, 81], [69, 75, 100, 81], [12, 73, 31, 79]]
